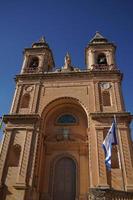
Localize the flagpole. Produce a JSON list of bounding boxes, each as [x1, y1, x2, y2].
[[0, 116, 3, 129], [113, 114, 126, 191]]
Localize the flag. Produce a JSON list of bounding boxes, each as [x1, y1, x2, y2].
[[102, 119, 117, 170]]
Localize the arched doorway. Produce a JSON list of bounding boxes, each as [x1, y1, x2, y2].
[[53, 157, 76, 200]]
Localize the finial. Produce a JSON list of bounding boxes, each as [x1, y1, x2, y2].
[[39, 36, 46, 43]]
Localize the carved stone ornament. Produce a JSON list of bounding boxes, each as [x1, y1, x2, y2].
[[100, 82, 111, 90]]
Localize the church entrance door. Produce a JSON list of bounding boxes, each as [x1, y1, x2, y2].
[[53, 157, 76, 200]]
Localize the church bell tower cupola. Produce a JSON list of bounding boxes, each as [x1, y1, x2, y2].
[[85, 32, 117, 70], [21, 37, 55, 74]]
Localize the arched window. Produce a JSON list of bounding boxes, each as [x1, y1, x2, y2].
[[20, 93, 30, 108], [29, 57, 39, 68], [97, 53, 107, 65], [102, 91, 111, 106], [57, 114, 77, 125]]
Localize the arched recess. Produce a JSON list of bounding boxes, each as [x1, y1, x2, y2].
[[36, 97, 89, 198], [20, 93, 30, 108], [40, 97, 89, 138], [49, 154, 78, 200]]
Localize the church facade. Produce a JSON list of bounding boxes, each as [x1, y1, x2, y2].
[[0, 32, 133, 200]]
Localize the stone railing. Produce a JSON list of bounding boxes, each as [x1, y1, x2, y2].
[[88, 188, 133, 200], [23, 67, 39, 73], [91, 64, 118, 71]]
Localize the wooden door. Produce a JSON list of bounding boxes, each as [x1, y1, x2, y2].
[[53, 157, 76, 200]]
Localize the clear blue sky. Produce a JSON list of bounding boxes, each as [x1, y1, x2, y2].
[[0, 0, 133, 139]]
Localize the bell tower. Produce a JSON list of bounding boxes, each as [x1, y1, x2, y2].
[[85, 32, 116, 70], [21, 37, 55, 74]]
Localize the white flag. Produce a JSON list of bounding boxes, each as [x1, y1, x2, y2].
[[102, 120, 117, 170]]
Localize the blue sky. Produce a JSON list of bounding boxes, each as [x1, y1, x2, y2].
[[0, 0, 133, 139]]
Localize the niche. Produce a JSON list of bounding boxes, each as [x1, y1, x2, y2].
[[20, 93, 30, 108], [8, 144, 21, 167]]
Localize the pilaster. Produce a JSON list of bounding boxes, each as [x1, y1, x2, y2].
[[114, 82, 123, 111], [0, 130, 12, 184], [94, 82, 101, 112], [31, 84, 41, 113], [96, 128, 108, 188], [11, 84, 22, 113], [16, 129, 34, 185], [119, 128, 133, 191]]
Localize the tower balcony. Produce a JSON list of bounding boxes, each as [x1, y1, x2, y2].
[[91, 64, 118, 71], [22, 67, 44, 74]]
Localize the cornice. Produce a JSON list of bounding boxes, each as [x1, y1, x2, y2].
[[23, 46, 51, 53], [15, 70, 123, 82], [86, 42, 116, 49], [90, 112, 133, 123], [3, 114, 40, 123]]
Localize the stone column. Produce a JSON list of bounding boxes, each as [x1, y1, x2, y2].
[[86, 50, 95, 70], [38, 55, 44, 72], [89, 50, 95, 69], [21, 55, 28, 73]]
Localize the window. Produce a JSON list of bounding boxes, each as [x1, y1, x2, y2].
[[57, 114, 77, 124], [29, 57, 39, 68], [97, 53, 107, 65], [20, 93, 30, 108], [102, 91, 111, 106]]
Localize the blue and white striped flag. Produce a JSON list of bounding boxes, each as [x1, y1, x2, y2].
[[102, 120, 117, 170]]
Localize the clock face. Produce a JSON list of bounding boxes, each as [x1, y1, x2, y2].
[[100, 82, 111, 90]]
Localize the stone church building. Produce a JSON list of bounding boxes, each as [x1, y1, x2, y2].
[[0, 32, 133, 200]]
